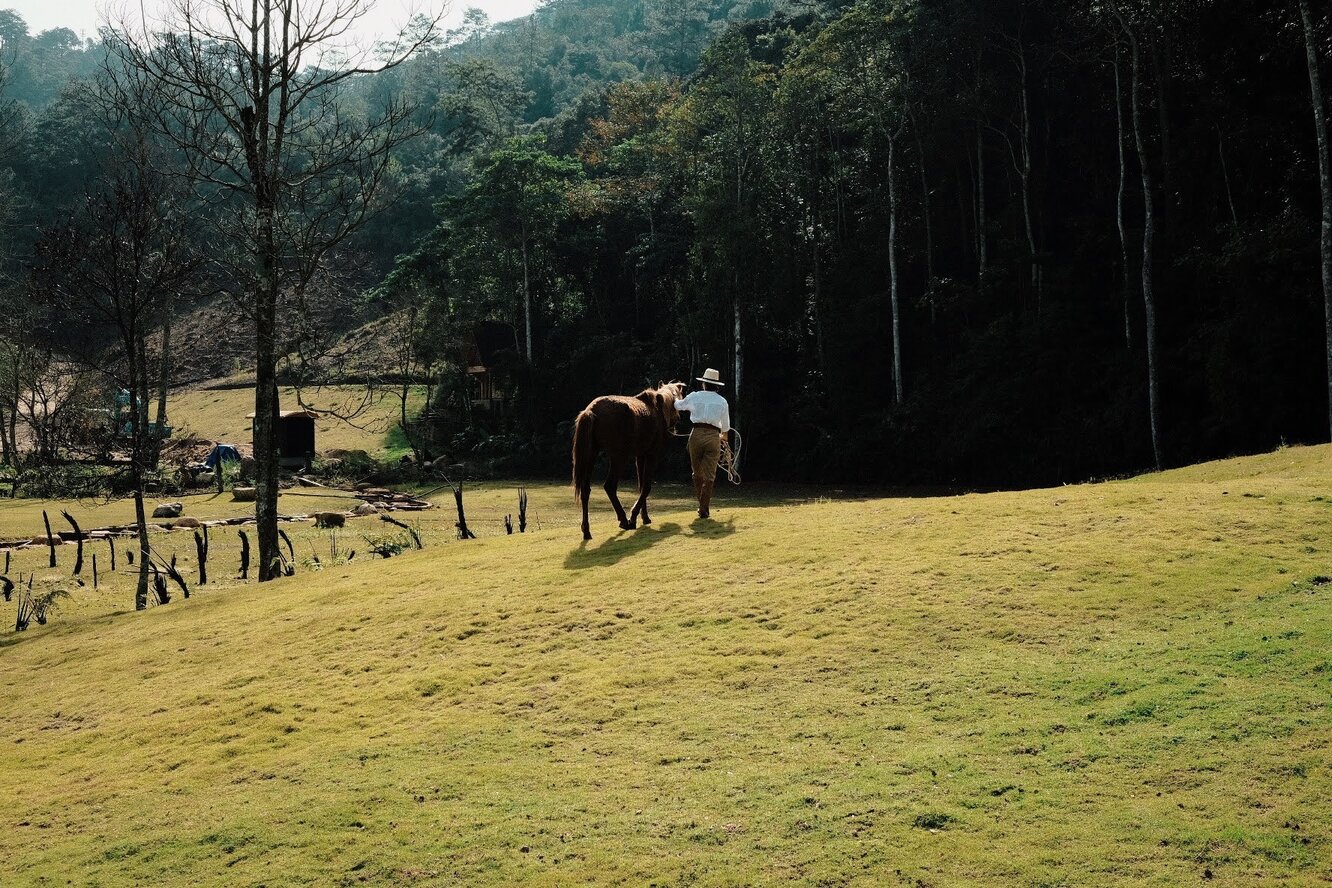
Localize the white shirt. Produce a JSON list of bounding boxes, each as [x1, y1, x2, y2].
[[675, 390, 731, 434]]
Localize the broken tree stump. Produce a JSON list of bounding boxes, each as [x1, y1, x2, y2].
[[194, 531, 207, 585], [61, 512, 84, 576], [42, 511, 55, 568], [453, 484, 475, 540]]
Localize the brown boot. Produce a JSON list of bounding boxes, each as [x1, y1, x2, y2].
[[698, 481, 713, 519]]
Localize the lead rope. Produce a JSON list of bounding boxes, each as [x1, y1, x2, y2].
[[720, 429, 743, 485], [672, 425, 743, 485]]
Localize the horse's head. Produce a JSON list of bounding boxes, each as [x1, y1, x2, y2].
[[641, 381, 686, 430]]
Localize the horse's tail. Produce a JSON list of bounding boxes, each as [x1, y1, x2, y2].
[[572, 408, 596, 503]]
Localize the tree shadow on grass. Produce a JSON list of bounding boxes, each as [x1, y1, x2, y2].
[[564, 522, 684, 569]]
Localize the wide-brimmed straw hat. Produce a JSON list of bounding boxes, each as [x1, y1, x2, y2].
[[696, 368, 725, 386]]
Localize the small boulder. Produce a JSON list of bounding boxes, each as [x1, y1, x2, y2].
[[30, 535, 64, 547], [232, 487, 257, 502], [351, 502, 380, 517], [152, 502, 183, 519], [173, 517, 203, 529]]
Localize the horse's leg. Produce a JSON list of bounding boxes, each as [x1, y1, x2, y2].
[[628, 456, 649, 527], [580, 472, 593, 541], [605, 455, 632, 530], [636, 454, 656, 526]]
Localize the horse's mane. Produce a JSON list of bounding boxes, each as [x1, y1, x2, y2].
[[636, 381, 685, 424]]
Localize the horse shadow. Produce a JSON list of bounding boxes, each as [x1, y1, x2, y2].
[[564, 521, 684, 569]]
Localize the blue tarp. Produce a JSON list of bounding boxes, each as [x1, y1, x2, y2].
[[204, 444, 242, 469]]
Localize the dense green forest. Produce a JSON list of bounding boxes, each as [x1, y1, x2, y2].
[[2, 0, 1331, 488]]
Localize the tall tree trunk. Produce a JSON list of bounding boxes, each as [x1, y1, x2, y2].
[[254, 205, 282, 582], [130, 338, 151, 609], [889, 133, 903, 405], [732, 90, 746, 429], [154, 288, 173, 467], [520, 227, 532, 363], [1215, 123, 1240, 233], [811, 134, 827, 373], [733, 280, 743, 429], [1300, 0, 1332, 438], [1121, 12, 1164, 470], [1016, 42, 1039, 309], [0, 404, 10, 466], [812, 220, 826, 376], [1115, 46, 1133, 350], [7, 373, 18, 470], [976, 124, 988, 290], [1152, 37, 1173, 213], [909, 109, 936, 327], [132, 481, 151, 608], [957, 166, 971, 270]]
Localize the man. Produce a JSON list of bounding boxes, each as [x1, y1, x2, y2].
[[674, 368, 731, 519]]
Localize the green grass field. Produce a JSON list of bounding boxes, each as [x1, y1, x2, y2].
[[168, 384, 428, 456], [2, 447, 1330, 886]]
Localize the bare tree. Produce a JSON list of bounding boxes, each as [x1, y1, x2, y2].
[[906, 103, 936, 327], [1111, 0, 1163, 470], [1299, 0, 1332, 439], [383, 298, 439, 464], [34, 77, 202, 610], [1113, 39, 1133, 350], [998, 14, 1042, 309], [110, 0, 441, 580], [887, 121, 904, 404]]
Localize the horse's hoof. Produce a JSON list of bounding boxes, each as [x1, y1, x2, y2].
[[582, 531, 592, 541], [641, 517, 652, 526], [620, 520, 634, 531]]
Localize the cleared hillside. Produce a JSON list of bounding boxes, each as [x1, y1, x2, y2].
[[168, 384, 428, 457], [2, 448, 1330, 885]]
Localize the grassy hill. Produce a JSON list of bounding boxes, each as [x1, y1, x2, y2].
[[2, 448, 1330, 885]]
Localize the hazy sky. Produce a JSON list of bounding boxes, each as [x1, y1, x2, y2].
[[3, 0, 539, 41]]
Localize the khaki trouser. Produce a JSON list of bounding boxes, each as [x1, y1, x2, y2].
[[688, 425, 721, 515]]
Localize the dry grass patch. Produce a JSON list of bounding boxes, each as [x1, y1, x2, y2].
[[1, 447, 1330, 885]]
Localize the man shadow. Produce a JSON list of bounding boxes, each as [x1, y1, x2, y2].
[[689, 515, 737, 538], [564, 521, 684, 569]]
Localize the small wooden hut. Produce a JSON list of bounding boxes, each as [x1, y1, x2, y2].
[[247, 409, 318, 469], [464, 322, 520, 414]]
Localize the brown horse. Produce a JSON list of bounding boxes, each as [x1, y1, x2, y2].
[[572, 381, 686, 540]]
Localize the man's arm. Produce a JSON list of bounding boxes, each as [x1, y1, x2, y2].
[[674, 392, 693, 411], [720, 400, 731, 435]]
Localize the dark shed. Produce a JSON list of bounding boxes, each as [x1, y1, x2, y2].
[[248, 410, 317, 469], [464, 322, 520, 413]]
